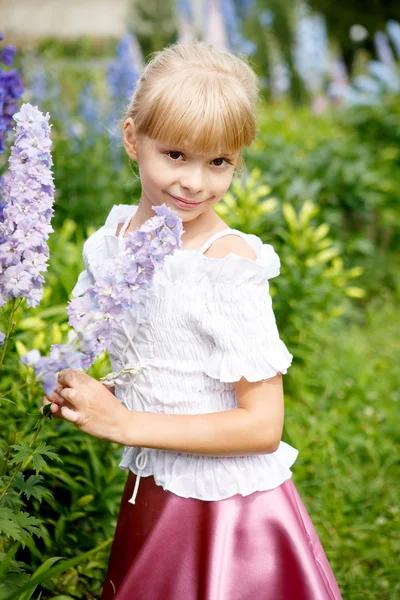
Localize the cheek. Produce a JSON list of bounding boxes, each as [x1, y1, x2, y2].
[[140, 161, 172, 189], [212, 171, 234, 196]]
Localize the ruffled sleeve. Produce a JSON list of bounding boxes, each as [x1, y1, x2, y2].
[[198, 243, 293, 383]]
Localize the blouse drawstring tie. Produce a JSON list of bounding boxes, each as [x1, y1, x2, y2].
[[101, 320, 149, 505], [128, 447, 149, 504]]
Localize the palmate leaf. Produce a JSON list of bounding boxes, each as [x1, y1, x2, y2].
[[0, 487, 24, 510], [0, 508, 20, 540], [0, 552, 26, 575], [0, 508, 43, 547], [9, 441, 62, 473], [13, 472, 54, 502]]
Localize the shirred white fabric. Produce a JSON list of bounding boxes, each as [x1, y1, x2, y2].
[[72, 204, 298, 502]]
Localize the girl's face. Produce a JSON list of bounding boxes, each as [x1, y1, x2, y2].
[[123, 121, 240, 223]]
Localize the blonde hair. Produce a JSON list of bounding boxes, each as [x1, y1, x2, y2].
[[124, 42, 259, 163]]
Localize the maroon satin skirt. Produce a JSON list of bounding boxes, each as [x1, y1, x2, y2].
[[101, 471, 342, 600]]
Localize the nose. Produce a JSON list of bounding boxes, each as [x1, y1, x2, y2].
[[180, 165, 205, 195]]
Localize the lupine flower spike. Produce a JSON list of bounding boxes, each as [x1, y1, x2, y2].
[[0, 103, 54, 346], [22, 203, 183, 394]]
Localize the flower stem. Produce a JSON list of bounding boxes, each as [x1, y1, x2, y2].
[[1, 381, 31, 397], [0, 298, 21, 371]]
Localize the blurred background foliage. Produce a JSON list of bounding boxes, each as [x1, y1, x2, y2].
[[1, 0, 400, 598]]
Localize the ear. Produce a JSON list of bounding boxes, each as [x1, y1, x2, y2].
[[123, 118, 139, 161]]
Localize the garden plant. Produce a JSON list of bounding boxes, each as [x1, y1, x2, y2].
[[0, 9, 399, 598]]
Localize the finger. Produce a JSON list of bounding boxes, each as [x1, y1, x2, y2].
[[40, 396, 64, 419], [60, 386, 79, 406], [57, 368, 76, 387], [60, 404, 80, 424], [45, 390, 65, 405]]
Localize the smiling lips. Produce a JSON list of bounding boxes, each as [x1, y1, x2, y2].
[[169, 193, 202, 208], [171, 194, 201, 205]]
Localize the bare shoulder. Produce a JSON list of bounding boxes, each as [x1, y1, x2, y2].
[[204, 233, 257, 261]]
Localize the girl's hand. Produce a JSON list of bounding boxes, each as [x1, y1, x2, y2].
[[40, 369, 129, 444]]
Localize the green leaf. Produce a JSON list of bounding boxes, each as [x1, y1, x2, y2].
[[282, 203, 298, 231], [9, 441, 62, 473], [0, 509, 43, 546], [8, 442, 33, 466], [0, 508, 21, 540], [13, 473, 53, 502], [17, 556, 63, 600], [1, 538, 113, 600], [0, 398, 16, 407], [34, 442, 61, 464], [43, 404, 53, 418]]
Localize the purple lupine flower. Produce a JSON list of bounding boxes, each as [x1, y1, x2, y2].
[[387, 20, 400, 59], [1, 45, 17, 67], [0, 104, 54, 310], [65, 81, 107, 151], [203, 0, 229, 52], [21, 342, 86, 394], [0, 331, 5, 345], [367, 60, 400, 93], [24, 204, 183, 394], [26, 61, 66, 124], [353, 75, 382, 96], [177, 0, 193, 21], [292, 3, 329, 94], [236, 0, 256, 20], [0, 175, 7, 221], [28, 64, 48, 107], [374, 31, 396, 70], [107, 32, 143, 165], [0, 65, 24, 151], [218, 0, 256, 55], [0, 35, 24, 152], [107, 32, 142, 106]]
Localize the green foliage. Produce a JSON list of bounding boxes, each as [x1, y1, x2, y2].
[[247, 0, 308, 104], [215, 169, 365, 356], [245, 102, 400, 255], [2, 53, 399, 595], [284, 295, 400, 599], [34, 38, 116, 60], [128, 0, 177, 54], [0, 510, 42, 546], [49, 127, 140, 234], [0, 221, 124, 598], [308, 0, 400, 68]]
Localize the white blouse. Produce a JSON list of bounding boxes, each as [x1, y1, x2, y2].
[[72, 204, 298, 503]]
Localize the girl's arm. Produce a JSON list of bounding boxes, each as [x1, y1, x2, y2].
[[43, 370, 284, 456], [125, 375, 284, 456]]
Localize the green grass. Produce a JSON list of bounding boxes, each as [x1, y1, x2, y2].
[[284, 296, 400, 599]]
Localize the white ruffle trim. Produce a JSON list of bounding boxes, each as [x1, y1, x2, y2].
[[119, 441, 299, 501], [204, 341, 293, 383], [95, 204, 282, 288]]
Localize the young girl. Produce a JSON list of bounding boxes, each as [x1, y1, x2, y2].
[[42, 43, 343, 599]]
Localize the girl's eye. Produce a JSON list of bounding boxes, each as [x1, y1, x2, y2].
[[165, 151, 233, 168], [212, 158, 231, 167], [166, 151, 183, 161]]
